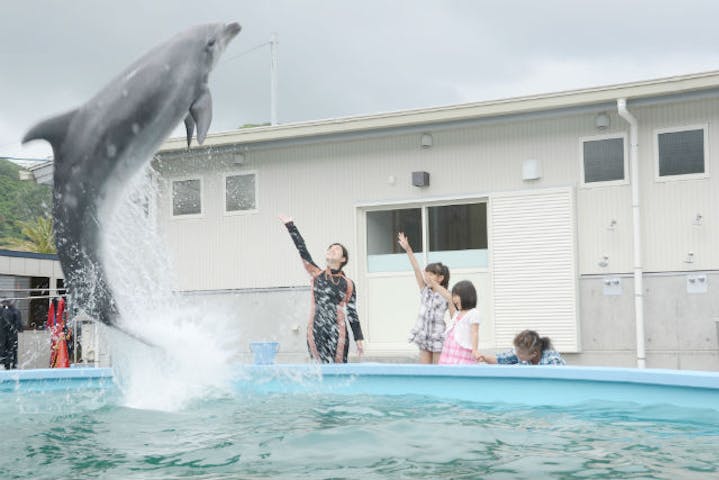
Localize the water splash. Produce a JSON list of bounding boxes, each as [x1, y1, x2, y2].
[[100, 165, 238, 411]]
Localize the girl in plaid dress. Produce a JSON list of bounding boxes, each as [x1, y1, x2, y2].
[[439, 280, 481, 365], [398, 232, 454, 364]]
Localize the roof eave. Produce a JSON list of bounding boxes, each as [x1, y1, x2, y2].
[[160, 70, 719, 152]]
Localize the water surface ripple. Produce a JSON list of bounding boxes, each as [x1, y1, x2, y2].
[[2, 388, 718, 479]]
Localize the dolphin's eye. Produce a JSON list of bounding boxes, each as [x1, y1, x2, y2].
[[207, 38, 216, 48]]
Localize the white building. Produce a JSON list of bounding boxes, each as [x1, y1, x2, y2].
[[3, 157, 54, 185], [0, 249, 65, 369], [155, 71, 719, 370]]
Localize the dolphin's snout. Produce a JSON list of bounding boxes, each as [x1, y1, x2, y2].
[[225, 22, 241, 38]]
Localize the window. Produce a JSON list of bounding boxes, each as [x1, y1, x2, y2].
[[172, 178, 202, 216], [225, 173, 257, 212], [366, 202, 488, 273], [582, 136, 626, 184], [428, 204, 488, 251], [656, 126, 707, 178], [367, 208, 421, 272]]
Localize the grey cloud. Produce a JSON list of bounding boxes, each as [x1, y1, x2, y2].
[[3, 0, 719, 158]]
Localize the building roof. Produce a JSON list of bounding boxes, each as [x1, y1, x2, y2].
[[0, 249, 58, 261], [2, 157, 51, 170], [160, 70, 719, 153], [27, 160, 54, 185], [1, 157, 54, 185]]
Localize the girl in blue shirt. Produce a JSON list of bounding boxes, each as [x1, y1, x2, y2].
[[478, 329, 565, 365]]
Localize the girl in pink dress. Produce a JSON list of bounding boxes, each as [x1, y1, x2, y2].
[[439, 280, 480, 364]]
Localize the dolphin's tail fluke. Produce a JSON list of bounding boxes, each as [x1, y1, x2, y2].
[[22, 109, 78, 159]]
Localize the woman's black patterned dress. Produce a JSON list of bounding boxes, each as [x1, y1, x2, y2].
[[285, 222, 364, 363]]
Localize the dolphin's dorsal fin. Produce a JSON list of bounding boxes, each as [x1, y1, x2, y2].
[[22, 109, 78, 160], [189, 89, 213, 145]]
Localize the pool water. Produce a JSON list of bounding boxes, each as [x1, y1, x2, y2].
[[2, 386, 718, 479]]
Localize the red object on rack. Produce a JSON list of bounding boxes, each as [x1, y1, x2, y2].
[[47, 297, 69, 368]]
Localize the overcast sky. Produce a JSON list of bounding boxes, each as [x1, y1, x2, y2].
[[3, 0, 719, 159]]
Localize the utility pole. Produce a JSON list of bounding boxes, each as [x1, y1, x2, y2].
[[270, 33, 278, 126]]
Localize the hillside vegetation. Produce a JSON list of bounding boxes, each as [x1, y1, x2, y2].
[[0, 159, 54, 252]]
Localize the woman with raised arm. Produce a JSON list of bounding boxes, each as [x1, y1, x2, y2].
[[279, 214, 364, 363]]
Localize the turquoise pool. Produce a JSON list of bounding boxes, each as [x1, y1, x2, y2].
[[1, 365, 718, 479]]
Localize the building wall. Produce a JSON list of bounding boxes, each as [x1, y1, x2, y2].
[[0, 253, 64, 281], [578, 98, 719, 275], [0, 254, 64, 332], [155, 96, 719, 369], [576, 273, 719, 370]]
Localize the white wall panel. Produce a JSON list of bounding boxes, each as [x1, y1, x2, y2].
[[577, 186, 633, 274], [634, 98, 719, 272]]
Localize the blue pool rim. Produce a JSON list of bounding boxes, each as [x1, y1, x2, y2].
[[3, 365, 719, 410], [3, 364, 718, 387]]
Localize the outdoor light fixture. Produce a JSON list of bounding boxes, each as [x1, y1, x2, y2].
[[522, 159, 542, 181], [233, 152, 245, 165], [595, 112, 610, 130], [412, 171, 430, 187], [608, 219, 617, 230], [693, 213, 703, 226], [420, 133, 433, 149], [598, 255, 609, 267]]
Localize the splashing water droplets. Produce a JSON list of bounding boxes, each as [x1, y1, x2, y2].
[[100, 168, 238, 411]]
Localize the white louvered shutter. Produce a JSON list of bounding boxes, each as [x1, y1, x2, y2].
[[490, 188, 579, 352]]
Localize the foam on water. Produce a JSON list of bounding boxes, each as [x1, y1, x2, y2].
[[99, 166, 238, 411]]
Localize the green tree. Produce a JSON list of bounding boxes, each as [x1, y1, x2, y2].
[[4, 216, 56, 253], [0, 159, 53, 245]]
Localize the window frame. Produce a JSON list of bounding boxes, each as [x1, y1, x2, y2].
[[653, 124, 709, 182], [223, 170, 259, 216], [579, 132, 629, 188], [362, 196, 489, 276], [169, 176, 204, 219]]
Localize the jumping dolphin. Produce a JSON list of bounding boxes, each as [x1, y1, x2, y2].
[[22, 22, 241, 329]]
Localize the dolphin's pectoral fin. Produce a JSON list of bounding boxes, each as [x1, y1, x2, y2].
[[189, 89, 213, 145], [22, 108, 78, 160], [184, 114, 195, 149]]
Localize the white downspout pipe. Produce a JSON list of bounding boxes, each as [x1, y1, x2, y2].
[[617, 98, 646, 368]]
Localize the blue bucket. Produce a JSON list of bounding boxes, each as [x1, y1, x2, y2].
[[249, 341, 280, 365]]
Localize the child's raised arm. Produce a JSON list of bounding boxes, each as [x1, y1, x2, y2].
[[397, 232, 425, 291]]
